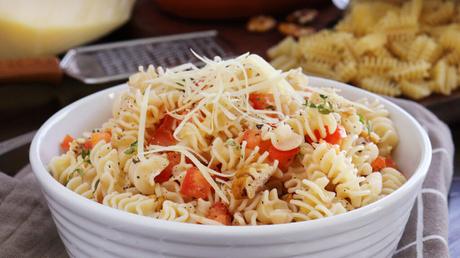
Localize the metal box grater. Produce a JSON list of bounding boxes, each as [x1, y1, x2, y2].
[[60, 30, 234, 84]]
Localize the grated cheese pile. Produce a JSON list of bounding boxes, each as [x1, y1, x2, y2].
[[134, 53, 364, 203]]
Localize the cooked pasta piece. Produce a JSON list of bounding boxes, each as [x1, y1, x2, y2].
[[359, 77, 402, 97], [127, 154, 169, 195], [400, 80, 432, 100], [407, 35, 438, 62], [335, 62, 357, 82], [432, 59, 459, 95], [381, 167, 407, 195], [391, 61, 431, 81], [103, 192, 158, 216], [256, 189, 293, 224], [359, 57, 399, 77], [358, 99, 399, 156], [354, 33, 387, 56], [291, 177, 347, 221], [159, 200, 194, 222], [360, 172, 383, 205], [421, 1, 455, 25], [90, 141, 123, 199]]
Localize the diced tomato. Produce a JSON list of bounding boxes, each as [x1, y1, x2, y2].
[[155, 152, 180, 183], [371, 156, 387, 171], [84, 132, 111, 149], [60, 134, 74, 152], [259, 140, 273, 153], [305, 130, 322, 144], [385, 156, 397, 169], [83, 140, 92, 150], [372, 156, 398, 171], [268, 145, 300, 171], [242, 129, 261, 149], [180, 167, 212, 200], [306, 126, 346, 145], [148, 115, 177, 146], [206, 202, 231, 225], [243, 128, 300, 170], [249, 93, 274, 110], [242, 129, 271, 153], [324, 126, 346, 145]]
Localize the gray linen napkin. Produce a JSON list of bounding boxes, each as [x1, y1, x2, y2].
[[392, 99, 454, 258], [0, 98, 453, 258]]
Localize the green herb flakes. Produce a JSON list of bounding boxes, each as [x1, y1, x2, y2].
[[304, 98, 334, 114], [358, 114, 372, 134], [93, 179, 100, 193], [81, 149, 91, 164], [124, 141, 138, 155], [358, 114, 366, 125], [225, 139, 239, 149], [72, 168, 84, 178]]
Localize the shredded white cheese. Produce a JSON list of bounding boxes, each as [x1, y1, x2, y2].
[[137, 86, 151, 161], [132, 53, 374, 204]]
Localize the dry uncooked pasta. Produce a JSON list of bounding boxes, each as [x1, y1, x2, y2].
[[268, 0, 460, 100], [49, 53, 406, 225]]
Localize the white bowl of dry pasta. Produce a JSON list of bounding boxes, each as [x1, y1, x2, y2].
[[30, 54, 431, 258]]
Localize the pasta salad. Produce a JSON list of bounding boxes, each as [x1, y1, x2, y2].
[[49, 53, 406, 225]]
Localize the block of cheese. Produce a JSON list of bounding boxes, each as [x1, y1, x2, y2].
[[0, 0, 135, 59]]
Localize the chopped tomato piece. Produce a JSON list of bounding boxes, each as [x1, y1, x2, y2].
[[207, 202, 232, 225], [84, 132, 111, 149], [155, 152, 181, 183], [371, 156, 387, 171], [324, 126, 346, 145], [249, 93, 274, 110], [180, 167, 212, 200], [306, 126, 346, 145], [242, 129, 261, 149], [385, 156, 397, 169], [259, 140, 273, 153], [268, 145, 300, 171], [372, 156, 398, 171], [244, 128, 299, 169], [305, 129, 322, 144], [242, 129, 271, 153], [148, 115, 177, 146], [60, 134, 74, 152], [83, 140, 92, 150]]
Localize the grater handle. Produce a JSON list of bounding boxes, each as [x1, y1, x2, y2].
[[0, 57, 63, 84]]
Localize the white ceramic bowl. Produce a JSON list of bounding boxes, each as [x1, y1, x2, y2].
[[30, 77, 432, 258]]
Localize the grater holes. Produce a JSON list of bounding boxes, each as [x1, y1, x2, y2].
[[75, 33, 233, 80]]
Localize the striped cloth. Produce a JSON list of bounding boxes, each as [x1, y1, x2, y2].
[[392, 99, 453, 258], [0, 98, 454, 258]]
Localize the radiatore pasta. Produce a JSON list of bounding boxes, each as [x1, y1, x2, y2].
[[49, 53, 406, 225], [268, 0, 460, 100]]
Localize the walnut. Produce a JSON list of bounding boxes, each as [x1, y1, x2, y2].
[[247, 15, 277, 32], [278, 22, 315, 37], [287, 9, 318, 25]]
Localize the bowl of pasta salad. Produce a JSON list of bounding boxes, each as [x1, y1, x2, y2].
[[30, 53, 431, 258]]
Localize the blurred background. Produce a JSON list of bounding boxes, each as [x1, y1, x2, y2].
[[0, 0, 459, 254]]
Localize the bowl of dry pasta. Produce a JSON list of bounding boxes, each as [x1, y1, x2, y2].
[[30, 53, 431, 258]]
